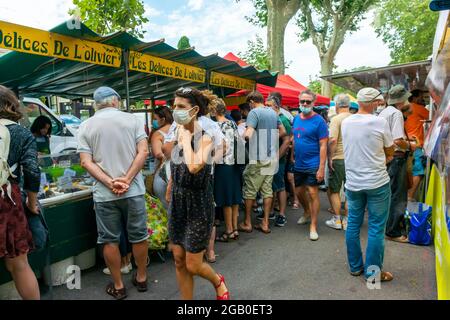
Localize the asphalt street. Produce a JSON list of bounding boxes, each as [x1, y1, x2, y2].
[[43, 192, 437, 300]]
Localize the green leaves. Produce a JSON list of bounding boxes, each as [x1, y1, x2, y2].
[[374, 0, 438, 64], [68, 0, 149, 38], [177, 36, 191, 50], [237, 35, 271, 70]]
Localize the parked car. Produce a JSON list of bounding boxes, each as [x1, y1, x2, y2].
[[19, 97, 79, 154], [60, 114, 82, 131]]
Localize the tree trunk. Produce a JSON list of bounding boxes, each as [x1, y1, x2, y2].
[[320, 55, 334, 98], [266, 0, 301, 75]]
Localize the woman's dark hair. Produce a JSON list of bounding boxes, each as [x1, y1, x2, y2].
[[230, 109, 242, 122], [174, 87, 212, 116], [0, 85, 22, 122], [30, 115, 52, 136], [153, 105, 173, 125]]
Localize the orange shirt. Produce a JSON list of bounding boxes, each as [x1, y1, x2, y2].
[[404, 103, 429, 146]]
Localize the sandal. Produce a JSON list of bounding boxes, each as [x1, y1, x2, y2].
[[380, 271, 394, 282], [292, 203, 300, 209], [216, 231, 234, 243], [237, 223, 252, 233], [132, 271, 148, 292], [232, 229, 239, 240], [204, 252, 217, 263], [254, 223, 271, 234], [105, 282, 127, 300], [386, 235, 409, 243]]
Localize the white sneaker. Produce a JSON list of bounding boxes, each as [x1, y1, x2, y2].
[[325, 215, 342, 230], [297, 215, 311, 225], [102, 263, 132, 275], [309, 231, 319, 241], [342, 216, 348, 231]]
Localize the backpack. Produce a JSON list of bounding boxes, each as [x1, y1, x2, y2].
[[0, 119, 18, 205]]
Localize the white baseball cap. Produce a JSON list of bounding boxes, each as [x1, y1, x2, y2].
[[357, 87, 384, 102]]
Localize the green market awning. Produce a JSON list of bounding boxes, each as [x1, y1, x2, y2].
[[0, 20, 277, 101]]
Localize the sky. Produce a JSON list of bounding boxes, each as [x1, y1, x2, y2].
[[0, 0, 392, 86]]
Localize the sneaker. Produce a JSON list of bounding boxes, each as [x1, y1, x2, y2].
[[275, 215, 287, 227], [257, 211, 275, 220], [325, 215, 342, 230], [103, 263, 132, 275], [342, 216, 348, 231], [297, 215, 311, 225], [309, 231, 319, 241]]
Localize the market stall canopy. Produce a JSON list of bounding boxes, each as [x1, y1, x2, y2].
[[0, 20, 277, 101], [223, 52, 330, 108], [321, 60, 432, 95]]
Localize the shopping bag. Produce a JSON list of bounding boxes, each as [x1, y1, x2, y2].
[[405, 202, 432, 246], [145, 193, 168, 250]]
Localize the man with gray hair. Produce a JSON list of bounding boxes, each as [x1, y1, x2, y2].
[[78, 86, 150, 299], [325, 94, 351, 230], [342, 87, 395, 282]]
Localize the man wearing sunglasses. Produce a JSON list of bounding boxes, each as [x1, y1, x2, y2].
[[291, 89, 329, 241]]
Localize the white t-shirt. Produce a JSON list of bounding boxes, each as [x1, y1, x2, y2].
[[342, 114, 394, 191], [237, 122, 246, 139], [77, 107, 147, 202], [165, 116, 225, 147], [378, 105, 406, 151], [279, 108, 294, 124]]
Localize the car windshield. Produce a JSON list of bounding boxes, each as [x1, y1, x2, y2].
[[60, 115, 82, 125]]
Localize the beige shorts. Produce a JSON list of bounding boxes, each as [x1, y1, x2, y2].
[[242, 161, 276, 200]]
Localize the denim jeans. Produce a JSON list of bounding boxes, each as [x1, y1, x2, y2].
[[385, 156, 408, 238], [345, 183, 391, 278]]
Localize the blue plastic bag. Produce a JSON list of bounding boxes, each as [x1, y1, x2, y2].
[[405, 202, 432, 246]]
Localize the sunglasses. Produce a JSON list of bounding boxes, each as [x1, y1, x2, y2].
[[299, 100, 313, 105], [176, 87, 193, 94]]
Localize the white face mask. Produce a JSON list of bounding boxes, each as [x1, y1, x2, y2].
[[173, 107, 196, 125]]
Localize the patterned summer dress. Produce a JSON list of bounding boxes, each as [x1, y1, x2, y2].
[[168, 129, 214, 253]]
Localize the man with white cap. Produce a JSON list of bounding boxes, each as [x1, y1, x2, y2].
[[78, 86, 150, 299], [342, 87, 395, 282], [379, 84, 414, 243]]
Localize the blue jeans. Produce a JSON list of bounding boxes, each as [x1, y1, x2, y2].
[[345, 183, 391, 278]]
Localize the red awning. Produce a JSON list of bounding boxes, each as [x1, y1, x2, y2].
[[223, 52, 330, 108]]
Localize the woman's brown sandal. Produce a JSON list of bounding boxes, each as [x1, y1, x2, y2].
[[216, 231, 235, 242], [105, 283, 127, 300]]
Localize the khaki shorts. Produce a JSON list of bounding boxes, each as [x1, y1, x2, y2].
[[243, 161, 275, 200]]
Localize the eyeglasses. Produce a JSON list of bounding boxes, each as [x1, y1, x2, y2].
[[299, 100, 313, 105]]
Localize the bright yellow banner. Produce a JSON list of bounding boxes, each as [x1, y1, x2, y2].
[[210, 71, 256, 91], [426, 165, 450, 300], [0, 20, 122, 68], [129, 51, 206, 83]]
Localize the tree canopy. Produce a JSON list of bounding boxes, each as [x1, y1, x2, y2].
[[69, 0, 148, 38], [245, 0, 379, 97], [238, 35, 271, 70], [374, 0, 438, 64]]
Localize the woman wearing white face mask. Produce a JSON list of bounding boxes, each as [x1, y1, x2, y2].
[[165, 87, 229, 300]]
